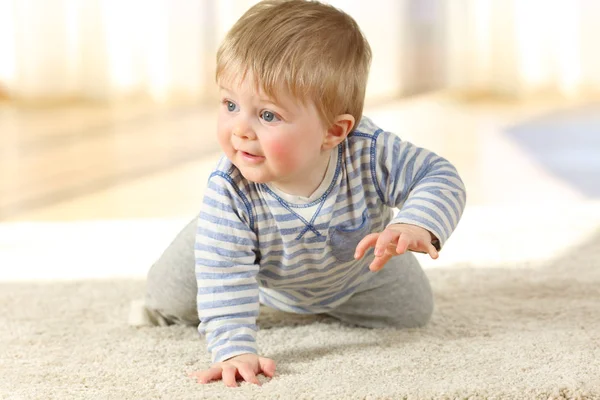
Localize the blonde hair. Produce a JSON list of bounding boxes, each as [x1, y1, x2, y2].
[[216, 0, 372, 128]]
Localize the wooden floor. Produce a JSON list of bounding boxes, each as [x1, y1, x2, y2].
[[0, 100, 220, 220], [1, 92, 598, 222]]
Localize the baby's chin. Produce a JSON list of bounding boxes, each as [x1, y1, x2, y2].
[[240, 173, 267, 184], [233, 163, 271, 184]]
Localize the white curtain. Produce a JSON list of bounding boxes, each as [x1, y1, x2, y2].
[[3, 0, 599, 102], [0, 0, 211, 101], [445, 0, 600, 97], [0, 0, 409, 103]]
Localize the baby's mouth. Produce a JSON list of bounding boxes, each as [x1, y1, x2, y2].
[[239, 150, 265, 161]]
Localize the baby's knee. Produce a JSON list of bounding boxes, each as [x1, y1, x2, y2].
[[386, 255, 435, 328], [388, 287, 434, 329]]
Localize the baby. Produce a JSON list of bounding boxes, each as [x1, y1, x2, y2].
[[139, 0, 466, 387]]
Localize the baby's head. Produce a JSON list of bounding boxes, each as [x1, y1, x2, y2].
[[216, 0, 372, 129], [215, 0, 372, 194]]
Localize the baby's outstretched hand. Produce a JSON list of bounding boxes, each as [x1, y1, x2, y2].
[[189, 353, 276, 387], [354, 223, 439, 271]]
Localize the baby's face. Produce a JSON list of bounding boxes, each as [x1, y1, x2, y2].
[[217, 75, 329, 193]]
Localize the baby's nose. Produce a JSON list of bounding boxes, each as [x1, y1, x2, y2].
[[232, 122, 255, 139]]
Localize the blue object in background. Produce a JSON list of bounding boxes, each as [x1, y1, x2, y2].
[[504, 103, 600, 198]]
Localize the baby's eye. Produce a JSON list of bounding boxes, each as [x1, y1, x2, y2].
[[225, 100, 238, 112], [260, 110, 280, 123]]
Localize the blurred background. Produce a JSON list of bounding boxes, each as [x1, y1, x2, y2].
[[1, 0, 599, 281]]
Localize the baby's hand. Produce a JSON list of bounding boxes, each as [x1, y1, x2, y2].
[[189, 353, 276, 387], [354, 223, 439, 271]]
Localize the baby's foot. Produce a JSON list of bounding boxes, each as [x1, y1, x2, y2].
[[128, 299, 169, 327]]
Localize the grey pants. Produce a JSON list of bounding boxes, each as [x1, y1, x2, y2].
[[146, 219, 434, 329]]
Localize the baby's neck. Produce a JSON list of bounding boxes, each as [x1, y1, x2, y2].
[[271, 150, 333, 198]]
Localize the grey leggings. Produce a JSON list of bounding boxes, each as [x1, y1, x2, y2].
[[146, 219, 434, 329]]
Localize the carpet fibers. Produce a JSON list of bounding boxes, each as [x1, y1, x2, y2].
[[1, 219, 600, 399]]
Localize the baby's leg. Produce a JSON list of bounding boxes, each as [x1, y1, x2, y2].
[[143, 218, 199, 326], [326, 252, 434, 329]]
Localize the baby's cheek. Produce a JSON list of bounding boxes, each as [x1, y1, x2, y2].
[[217, 130, 233, 157], [266, 140, 297, 168]]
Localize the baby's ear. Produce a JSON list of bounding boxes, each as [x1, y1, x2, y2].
[[322, 114, 355, 149]]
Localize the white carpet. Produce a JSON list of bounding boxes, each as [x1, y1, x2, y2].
[[1, 204, 600, 399]]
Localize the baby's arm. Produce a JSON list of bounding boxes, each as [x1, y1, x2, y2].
[[192, 172, 272, 385], [375, 131, 466, 249]]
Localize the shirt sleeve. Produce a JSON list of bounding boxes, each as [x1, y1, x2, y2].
[[373, 131, 466, 249], [195, 171, 260, 363]]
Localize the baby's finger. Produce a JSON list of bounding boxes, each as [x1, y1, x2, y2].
[[395, 234, 410, 255], [354, 233, 379, 259], [191, 367, 222, 384], [222, 366, 238, 388], [259, 357, 276, 377], [427, 243, 439, 259], [369, 253, 392, 272], [374, 230, 397, 257], [237, 364, 261, 386]]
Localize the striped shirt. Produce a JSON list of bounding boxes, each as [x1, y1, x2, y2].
[[195, 116, 466, 363]]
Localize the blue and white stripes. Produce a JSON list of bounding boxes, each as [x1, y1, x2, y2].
[[195, 116, 466, 363]]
